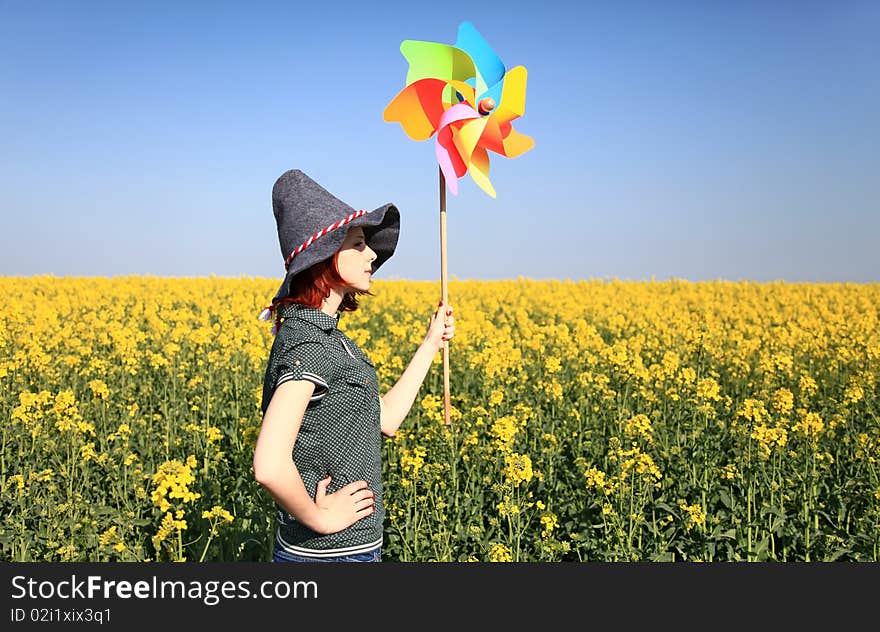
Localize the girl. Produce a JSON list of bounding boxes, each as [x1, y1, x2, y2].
[[253, 169, 454, 562]]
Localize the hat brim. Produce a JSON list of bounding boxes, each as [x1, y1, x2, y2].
[[271, 203, 400, 303]]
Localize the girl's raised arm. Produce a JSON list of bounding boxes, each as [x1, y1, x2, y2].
[[380, 302, 454, 436]]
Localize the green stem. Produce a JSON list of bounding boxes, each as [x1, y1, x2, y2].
[[199, 523, 215, 563]]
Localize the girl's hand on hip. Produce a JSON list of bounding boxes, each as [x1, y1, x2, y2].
[[312, 477, 375, 535], [424, 301, 455, 353]]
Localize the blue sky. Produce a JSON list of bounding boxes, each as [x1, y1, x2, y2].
[[2, 0, 878, 283]]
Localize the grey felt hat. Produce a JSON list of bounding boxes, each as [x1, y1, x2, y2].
[[264, 168, 400, 308]]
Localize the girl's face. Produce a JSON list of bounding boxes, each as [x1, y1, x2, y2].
[[335, 226, 377, 292]]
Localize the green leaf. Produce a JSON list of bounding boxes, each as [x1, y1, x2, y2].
[[826, 548, 852, 562], [753, 536, 769, 560], [713, 528, 737, 540], [653, 501, 677, 515]]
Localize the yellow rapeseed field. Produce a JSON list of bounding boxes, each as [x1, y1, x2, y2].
[[2, 275, 878, 561]]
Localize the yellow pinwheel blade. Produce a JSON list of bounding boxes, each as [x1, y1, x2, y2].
[[468, 146, 496, 198], [492, 65, 528, 124], [452, 116, 489, 165], [445, 79, 477, 109]]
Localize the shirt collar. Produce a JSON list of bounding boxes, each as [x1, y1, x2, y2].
[[278, 303, 340, 332]]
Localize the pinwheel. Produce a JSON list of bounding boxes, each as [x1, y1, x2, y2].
[[383, 22, 534, 425], [383, 21, 534, 198]]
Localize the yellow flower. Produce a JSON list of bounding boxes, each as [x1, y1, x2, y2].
[[55, 544, 78, 561], [108, 423, 132, 443], [771, 388, 794, 416], [489, 389, 504, 407], [496, 497, 520, 517], [543, 379, 563, 402], [202, 506, 234, 523], [661, 351, 680, 377], [793, 410, 825, 442], [737, 398, 769, 424], [623, 413, 654, 443], [696, 377, 722, 402], [79, 442, 98, 463], [399, 446, 427, 478], [152, 510, 188, 551], [419, 393, 444, 424], [488, 543, 512, 562], [679, 502, 706, 532], [584, 467, 609, 493], [719, 464, 739, 481], [679, 366, 696, 385], [490, 415, 520, 452], [540, 512, 559, 539], [502, 453, 533, 487], [615, 443, 663, 488], [751, 424, 788, 459], [4, 474, 25, 493], [799, 375, 818, 399], [150, 455, 201, 513], [844, 380, 864, 405], [99, 526, 120, 547], [88, 379, 110, 400], [52, 389, 83, 433]]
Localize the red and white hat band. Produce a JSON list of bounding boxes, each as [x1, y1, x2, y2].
[[284, 209, 367, 270]]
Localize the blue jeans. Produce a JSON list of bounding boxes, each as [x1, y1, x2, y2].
[[272, 545, 381, 563]]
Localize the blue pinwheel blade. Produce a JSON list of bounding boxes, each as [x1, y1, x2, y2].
[[455, 21, 506, 93]]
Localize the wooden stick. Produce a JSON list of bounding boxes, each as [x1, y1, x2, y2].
[[439, 166, 451, 426]]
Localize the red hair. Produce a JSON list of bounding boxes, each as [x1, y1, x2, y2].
[[272, 252, 371, 314]]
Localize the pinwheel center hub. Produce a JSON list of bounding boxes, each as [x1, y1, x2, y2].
[[478, 97, 496, 115]]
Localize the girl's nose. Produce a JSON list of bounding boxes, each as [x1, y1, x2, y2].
[[366, 245, 377, 261]]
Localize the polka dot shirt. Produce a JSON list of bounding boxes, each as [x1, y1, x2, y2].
[[260, 303, 383, 558]]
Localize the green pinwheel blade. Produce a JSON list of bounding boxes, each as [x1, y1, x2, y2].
[[400, 39, 477, 87]]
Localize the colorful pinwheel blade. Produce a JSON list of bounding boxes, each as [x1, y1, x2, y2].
[[492, 65, 528, 123], [454, 22, 504, 97], [468, 146, 496, 198], [383, 78, 449, 141], [501, 127, 535, 158], [452, 116, 490, 167], [400, 40, 476, 87]]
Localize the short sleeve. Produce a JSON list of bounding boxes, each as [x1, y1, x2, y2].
[[275, 341, 331, 402]]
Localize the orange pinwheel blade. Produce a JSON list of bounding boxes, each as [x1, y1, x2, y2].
[[501, 127, 535, 158], [383, 78, 448, 141]]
